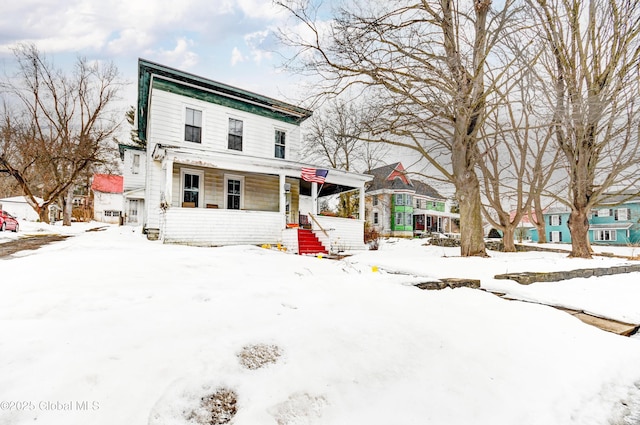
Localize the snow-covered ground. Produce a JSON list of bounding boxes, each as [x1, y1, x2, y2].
[[1, 222, 639, 425]]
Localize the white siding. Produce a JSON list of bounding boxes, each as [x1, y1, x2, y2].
[[122, 149, 146, 191], [93, 192, 123, 223], [162, 208, 286, 246], [314, 215, 367, 252], [147, 89, 302, 161]]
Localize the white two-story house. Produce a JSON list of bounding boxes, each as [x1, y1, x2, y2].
[[136, 59, 372, 252]]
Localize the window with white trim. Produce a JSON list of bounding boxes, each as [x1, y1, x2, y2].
[[549, 215, 561, 226], [594, 230, 617, 241], [373, 212, 379, 225], [224, 175, 244, 210], [597, 209, 610, 217], [395, 212, 404, 226], [185, 108, 202, 143], [104, 210, 121, 217], [373, 196, 378, 206], [181, 169, 204, 207], [132, 154, 140, 174], [549, 231, 562, 242], [228, 118, 243, 151], [615, 208, 629, 221], [275, 130, 286, 159]]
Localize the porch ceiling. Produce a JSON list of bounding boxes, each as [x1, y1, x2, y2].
[[153, 144, 372, 187]]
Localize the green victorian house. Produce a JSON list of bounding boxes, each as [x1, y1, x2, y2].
[[364, 162, 458, 237]]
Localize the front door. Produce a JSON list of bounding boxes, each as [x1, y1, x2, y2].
[[128, 199, 139, 224]]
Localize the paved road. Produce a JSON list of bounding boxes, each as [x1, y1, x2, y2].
[[0, 235, 69, 258]]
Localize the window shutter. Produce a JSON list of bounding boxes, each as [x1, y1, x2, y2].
[[615, 209, 618, 220], [559, 232, 563, 242], [549, 216, 552, 226], [559, 216, 562, 225]]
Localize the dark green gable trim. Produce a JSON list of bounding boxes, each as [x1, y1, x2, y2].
[[152, 78, 305, 126], [137, 58, 312, 142]]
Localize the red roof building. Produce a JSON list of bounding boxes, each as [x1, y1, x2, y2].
[[91, 174, 124, 194]]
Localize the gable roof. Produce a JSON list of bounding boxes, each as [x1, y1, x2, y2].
[[137, 59, 313, 142], [366, 162, 444, 199], [366, 162, 413, 192], [91, 174, 123, 194]]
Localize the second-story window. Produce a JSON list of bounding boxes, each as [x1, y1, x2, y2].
[[228, 118, 243, 151], [275, 130, 286, 159], [185, 108, 202, 143], [132, 154, 140, 174]]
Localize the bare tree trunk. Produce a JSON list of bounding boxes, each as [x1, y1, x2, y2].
[[502, 226, 516, 252], [567, 209, 590, 258], [455, 167, 487, 257], [532, 194, 546, 243], [62, 189, 73, 226], [38, 207, 49, 223]]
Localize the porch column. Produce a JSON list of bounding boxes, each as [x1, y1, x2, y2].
[[311, 182, 318, 215], [163, 158, 173, 207], [279, 174, 286, 215], [359, 184, 365, 221]]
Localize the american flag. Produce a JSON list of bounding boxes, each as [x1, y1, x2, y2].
[[301, 167, 329, 184]]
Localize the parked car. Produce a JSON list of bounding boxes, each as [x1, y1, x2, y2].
[[0, 210, 19, 232]]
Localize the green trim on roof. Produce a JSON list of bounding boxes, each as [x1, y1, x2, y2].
[[152, 79, 305, 125], [137, 59, 312, 142]]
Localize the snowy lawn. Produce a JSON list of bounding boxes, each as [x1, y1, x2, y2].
[[1, 223, 639, 425]]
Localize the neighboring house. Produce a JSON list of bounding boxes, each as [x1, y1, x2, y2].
[[119, 144, 146, 224], [91, 174, 124, 224], [529, 207, 571, 243], [0, 196, 41, 221], [588, 196, 640, 245], [365, 162, 456, 237], [527, 197, 640, 245], [136, 59, 372, 252]]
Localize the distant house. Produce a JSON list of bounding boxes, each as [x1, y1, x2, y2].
[[527, 196, 640, 245], [119, 144, 146, 225], [136, 59, 372, 252], [529, 207, 571, 243], [91, 174, 124, 224], [588, 196, 640, 245], [0, 196, 41, 222], [365, 162, 457, 237]]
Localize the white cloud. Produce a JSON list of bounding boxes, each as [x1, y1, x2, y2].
[[230, 47, 246, 66], [146, 37, 199, 69]]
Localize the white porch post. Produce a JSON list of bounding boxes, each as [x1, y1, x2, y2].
[[163, 158, 173, 206], [311, 182, 318, 215], [279, 174, 286, 215], [359, 184, 365, 221]]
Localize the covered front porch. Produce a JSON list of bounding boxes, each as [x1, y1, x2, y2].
[[151, 145, 371, 252]]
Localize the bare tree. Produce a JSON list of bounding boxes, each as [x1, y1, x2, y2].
[[0, 44, 124, 224], [478, 41, 560, 251], [278, 0, 520, 257], [303, 98, 389, 173], [529, 0, 640, 258]]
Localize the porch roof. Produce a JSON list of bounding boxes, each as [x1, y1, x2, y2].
[[414, 209, 460, 219], [152, 144, 372, 188], [589, 223, 633, 230]]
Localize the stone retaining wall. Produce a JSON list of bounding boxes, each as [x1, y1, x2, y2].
[[495, 264, 640, 285]]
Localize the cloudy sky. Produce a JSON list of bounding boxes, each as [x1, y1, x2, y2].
[[0, 0, 315, 109]]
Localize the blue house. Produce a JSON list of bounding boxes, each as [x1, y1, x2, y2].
[[529, 208, 572, 243], [588, 196, 640, 245], [528, 196, 640, 245]]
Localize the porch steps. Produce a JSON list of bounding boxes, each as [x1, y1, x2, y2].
[[297, 229, 328, 255]]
